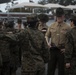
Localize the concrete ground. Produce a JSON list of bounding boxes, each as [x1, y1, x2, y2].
[[16, 67, 58, 75]]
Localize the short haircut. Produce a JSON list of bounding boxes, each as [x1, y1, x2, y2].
[[70, 14, 76, 26]]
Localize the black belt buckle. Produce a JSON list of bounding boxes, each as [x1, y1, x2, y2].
[[50, 46, 59, 50]]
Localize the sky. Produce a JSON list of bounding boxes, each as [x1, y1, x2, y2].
[[0, 0, 39, 12]]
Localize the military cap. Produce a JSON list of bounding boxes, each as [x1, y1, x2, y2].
[[27, 15, 38, 23], [56, 7, 64, 17]]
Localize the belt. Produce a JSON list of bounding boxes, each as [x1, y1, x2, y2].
[[51, 43, 65, 49]]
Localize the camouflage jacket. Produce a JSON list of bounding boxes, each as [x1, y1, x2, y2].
[[0, 34, 11, 62], [4, 28, 20, 67], [0, 30, 17, 63], [65, 27, 76, 63], [17, 28, 50, 63], [0, 52, 2, 66]]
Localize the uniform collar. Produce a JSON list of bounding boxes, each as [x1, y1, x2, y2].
[[56, 22, 64, 27]]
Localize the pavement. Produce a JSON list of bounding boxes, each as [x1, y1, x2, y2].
[[16, 67, 21, 75], [16, 67, 58, 75]]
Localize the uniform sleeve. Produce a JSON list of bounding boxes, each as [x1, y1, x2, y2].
[[16, 30, 29, 50], [41, 37, 50, 63], [0, 33, 17, 42], [45, 26, 51, 38], [65, 31, 74, 63]]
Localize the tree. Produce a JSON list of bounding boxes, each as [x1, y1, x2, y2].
[[38, 0, 48, 4], [38, 0, 76, 6], [29, 0, 34, 3]]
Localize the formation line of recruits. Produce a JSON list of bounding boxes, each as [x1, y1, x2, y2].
[[0, 13, 50, 75], [0, 7, 76, 75]]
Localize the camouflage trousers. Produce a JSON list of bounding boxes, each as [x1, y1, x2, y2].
[[0, 53, 2, 75], [0, 68, 1, 75], [21, 57, 45, 75], [70, 61, 76, 75]]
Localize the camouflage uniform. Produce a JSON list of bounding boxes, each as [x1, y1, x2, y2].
[[0, 51, 2, 75], [0, 35, 11, 75], [0, 30, 3, 75], [6, 28, 20, 75], [0, 28, 10, 75], [65, 27, 76, 75], [0, 28, 18, 75], [16, 28, 50, 75]]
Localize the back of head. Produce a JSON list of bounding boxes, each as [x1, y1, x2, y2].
[[5, 21, 14, 29], [0, 20, 2, 25], [17, 18, 22, 24], [70, 13, 76, 26], [23, 21, 28, 27], [8, 21, 14, 28], [56, 7, 64, 17], [38, 14, 49, 23], [27, 15, 38, 28]]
